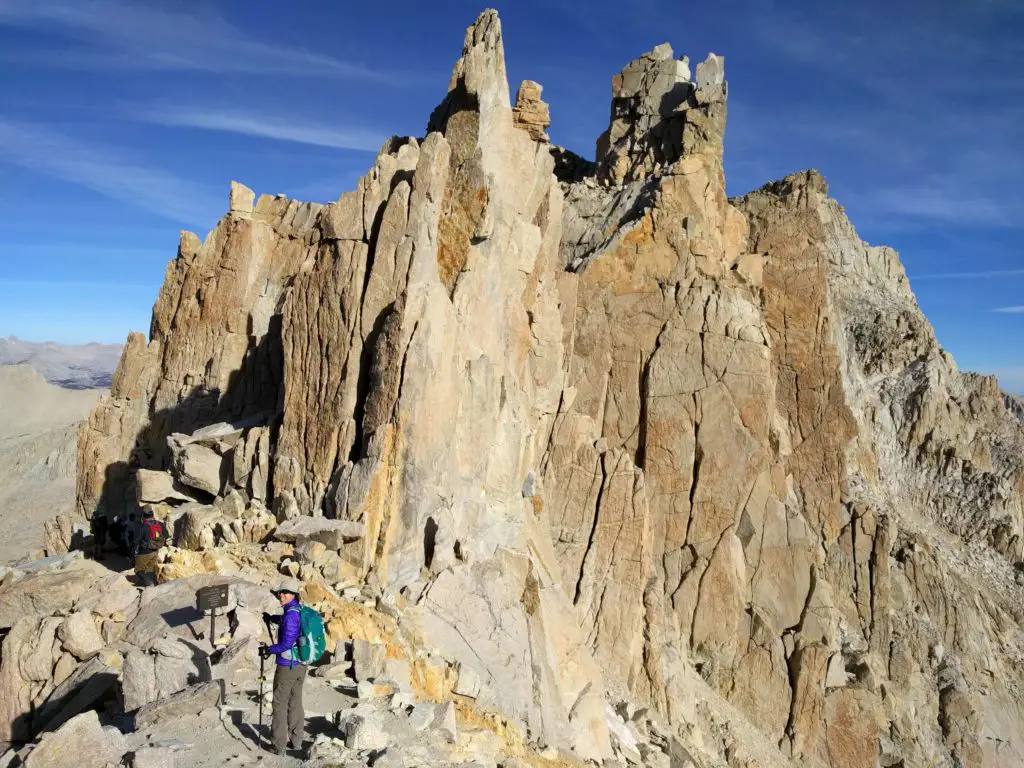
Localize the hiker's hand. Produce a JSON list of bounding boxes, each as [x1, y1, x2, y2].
[[258, 645, 271, 659], [262, 612, 280, 625]]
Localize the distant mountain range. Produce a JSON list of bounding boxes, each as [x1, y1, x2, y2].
[[0, 365, 104, 562], [0, 336, 123, 389]]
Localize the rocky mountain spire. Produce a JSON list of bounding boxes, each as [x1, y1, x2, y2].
[[62, 10, 1024, 768], [596, 43, 726, 185]]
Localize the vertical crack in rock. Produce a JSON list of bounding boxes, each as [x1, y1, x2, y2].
[[687, 393, 702, 525], [635, 348, 649, 471], [574, 453, 607, 606]]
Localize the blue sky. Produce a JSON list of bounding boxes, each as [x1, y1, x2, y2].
[[1, 1, 1022, 390]]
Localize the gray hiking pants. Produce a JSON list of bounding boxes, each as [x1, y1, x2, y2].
[[272, 663, 306, 749]]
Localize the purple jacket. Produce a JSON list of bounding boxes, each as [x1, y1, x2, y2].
[[267, 599, 302, 667]]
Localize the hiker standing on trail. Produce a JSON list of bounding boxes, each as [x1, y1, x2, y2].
[[90, 514, 108, 560], [260, 578, 307, 754], [124, 511, 139, 559], [138, 508, 169, 553]]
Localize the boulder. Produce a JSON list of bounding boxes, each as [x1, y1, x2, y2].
[[175, 505, 221, 551], [312, 661, 352, 681], [408, 702, 436, 732], [307, 735, 351, 764], [73, 573, 139, 619], [273, 517, 366, 549], [214, 489, 246, 519], [9, 552, 85, 577], [136, 469, 194, 504], [57, 611, 104, 660], [52, 653, 77, 686], [41, 515, 74, 557], [294, 540, 328, 564], [453, 662, 483, 698], [35, 648, 123, 734], [0, 617, 40, 741], [171, 443, 225, 497], [0, 561, 106, 629], [189, 421, 248, 443], [343, 711, 389, 751], [21, 616, 62, 681], [380, 658, 412, 694], [211, 596, 265, 682], [124, 576, 271, 650], [122, 644, 203, 711], [232, 426, 271, 501], [352, 639, 386, 682], [134, 681, 223, 729], [24, 711, 124, 768], [100, 619, 126, 645], [210, 633, 258, 682], [432, 701, 458, 744]]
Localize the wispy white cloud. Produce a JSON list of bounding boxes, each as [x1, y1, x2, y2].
[[0, 119, 221, 228], [909, 269, 1024, 280], [992, 306, 1024, 313], [0, 0, 409, 83], [135, 107, 386, 152], [873, 185, 1024, 228]]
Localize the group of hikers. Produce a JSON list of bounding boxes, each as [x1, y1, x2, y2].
[[88, 508, 169, 560]]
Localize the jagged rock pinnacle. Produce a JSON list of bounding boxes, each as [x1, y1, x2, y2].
[[41, 10, 1024, 768], [596, 45, 727, 185], [512, 79, 551, 142]]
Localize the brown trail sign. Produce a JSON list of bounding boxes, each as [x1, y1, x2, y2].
[[196, 584, 230, 643]]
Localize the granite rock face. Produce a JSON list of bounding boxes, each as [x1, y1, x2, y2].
[[68, 9, 1024, 768]]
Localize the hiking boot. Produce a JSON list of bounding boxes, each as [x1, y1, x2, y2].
[[269, 744, 285, 755], [289, 739, 303, 750]]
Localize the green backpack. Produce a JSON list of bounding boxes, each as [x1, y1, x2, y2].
[[290, 605, 326, 665]]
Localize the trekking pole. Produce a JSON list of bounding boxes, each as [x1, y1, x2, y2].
[[258, 650, 266, 748]]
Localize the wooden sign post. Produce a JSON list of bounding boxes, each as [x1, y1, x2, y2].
[[196, 584, 230, 643]]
